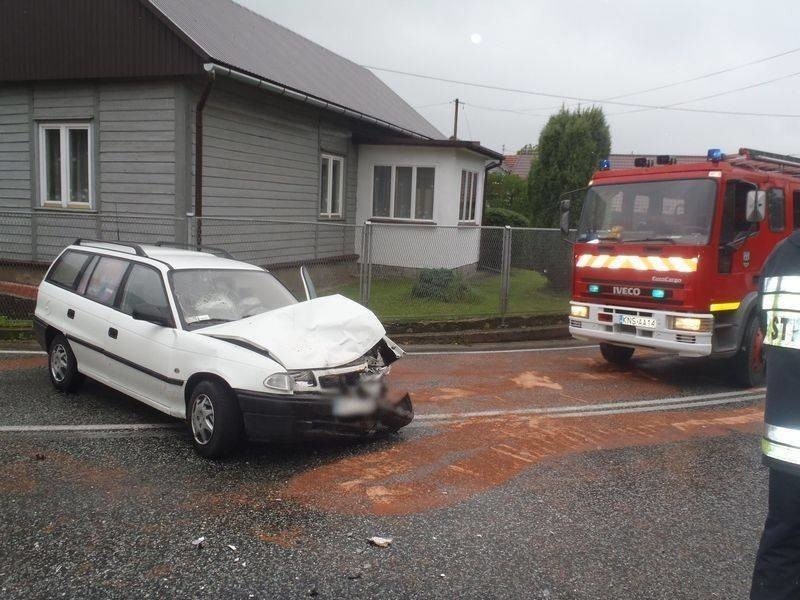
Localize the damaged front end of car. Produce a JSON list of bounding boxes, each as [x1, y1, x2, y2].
[[235, 336, 413, 441]]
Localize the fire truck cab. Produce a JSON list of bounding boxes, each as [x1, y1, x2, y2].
[[564, 148, 800, 387]]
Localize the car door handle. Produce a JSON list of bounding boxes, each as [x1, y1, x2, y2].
[[108, 327, 118, 339], [67, 309, 75, 319]]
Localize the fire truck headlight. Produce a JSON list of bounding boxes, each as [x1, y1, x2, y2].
[[570, 304, 590, 319], [670, 316, 712, 333]]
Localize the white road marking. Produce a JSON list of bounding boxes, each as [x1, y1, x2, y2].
[[0, 349, 46, 355], [414, 388, 765, 421], [407, 344, 597, 356], [0, 422, 181, 433]]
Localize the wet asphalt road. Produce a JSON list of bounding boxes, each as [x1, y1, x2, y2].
[[0, 343, 768, 599]]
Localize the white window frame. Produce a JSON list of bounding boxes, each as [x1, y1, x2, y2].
[[459, 169, 480, 223], [319, 153, 344, 218], [38, 122, 94, 210], [371, 164, 436, 221]]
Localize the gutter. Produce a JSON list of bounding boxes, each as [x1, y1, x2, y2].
[[203, 63, 430, 140], [194, 71, 215, 246]]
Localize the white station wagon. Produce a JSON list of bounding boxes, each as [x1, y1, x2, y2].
[[34, 240, 413, 457]]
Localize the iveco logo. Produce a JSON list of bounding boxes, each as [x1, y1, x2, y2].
[[613, 286, 641, 296]]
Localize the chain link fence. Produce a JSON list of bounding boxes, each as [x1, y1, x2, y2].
[[0, 210, 571, 327]]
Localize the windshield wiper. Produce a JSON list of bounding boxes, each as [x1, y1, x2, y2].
[[622, 237, 676, 244]]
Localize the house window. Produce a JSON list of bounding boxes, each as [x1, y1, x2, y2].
[[372, 165, 435, 221], [38, 123, 93, 209], [320, 154, 344, 217], [459, 169, 479, 222]]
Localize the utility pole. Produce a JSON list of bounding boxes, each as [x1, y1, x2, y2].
[[452, 98, 459, 139]]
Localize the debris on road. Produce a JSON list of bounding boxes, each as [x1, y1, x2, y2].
[[227, 544, 237, 551], [367, 536, 392, 548], [191, 536, 206, 549], [347, 571, 362, 580], [34, 453, 46, 461]]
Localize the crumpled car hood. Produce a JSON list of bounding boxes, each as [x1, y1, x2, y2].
[[198, 294, 386, 370]]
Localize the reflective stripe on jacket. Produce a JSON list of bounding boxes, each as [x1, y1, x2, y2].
[[760, 233, 800, 474]]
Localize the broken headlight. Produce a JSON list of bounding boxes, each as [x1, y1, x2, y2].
[[290, 370, 316, 392]]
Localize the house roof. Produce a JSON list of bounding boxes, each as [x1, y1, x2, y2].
[[499, 154, 535, 178], [356, 137, 504, 160], [146, 0, 443, 140]]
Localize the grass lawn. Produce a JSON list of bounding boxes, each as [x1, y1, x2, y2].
[[0, 315, 32, 329], [333, 269, 568, 321]]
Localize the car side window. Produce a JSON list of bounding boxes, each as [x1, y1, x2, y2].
[[84, 257, 129, 306], [47, 251, 91, 290], [768, 188, 786, 232], [793, 191, 800, 230], [120, 264, 170, 316]]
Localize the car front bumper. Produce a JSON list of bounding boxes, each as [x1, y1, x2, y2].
[[234, 388, 414, 441], [569, 301, 714, 357]]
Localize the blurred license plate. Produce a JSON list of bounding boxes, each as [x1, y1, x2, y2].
[[617, 315, 656, 329], [333, 398, 376, 417]]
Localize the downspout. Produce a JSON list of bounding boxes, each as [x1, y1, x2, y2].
[[481, 161, 501, 224], [195, 72, 215, 247]]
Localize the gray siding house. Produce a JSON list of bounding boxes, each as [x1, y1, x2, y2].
[[0, 0, 501, 273]]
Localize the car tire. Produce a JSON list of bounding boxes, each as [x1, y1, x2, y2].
[[48, 334, 84, 392], [188, 379, 243, 459], [735, 314, 765, 388], [599, 342, 635, 365]]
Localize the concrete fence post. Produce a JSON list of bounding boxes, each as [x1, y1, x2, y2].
[[359, 221, 373, 305], [186, 212, 196, 249], [500, 225, 512, 321]]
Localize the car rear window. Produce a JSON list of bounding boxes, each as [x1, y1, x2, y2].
[[84, 257, 129, 306], [47, 251, 91, 290]]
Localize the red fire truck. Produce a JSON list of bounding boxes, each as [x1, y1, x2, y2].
[[561, 148, 800, 387]]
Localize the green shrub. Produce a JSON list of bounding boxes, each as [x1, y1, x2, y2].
[[483, 207, 530, 227], [410, 269, 475, 303]]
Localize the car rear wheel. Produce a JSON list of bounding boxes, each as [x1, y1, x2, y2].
[[188, 379, 243, 458], [599, 342, 635, 365], [735, 314, 765, 388], [48, 334, 84, 392]]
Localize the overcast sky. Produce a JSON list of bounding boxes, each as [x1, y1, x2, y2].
[[239, 0, 800, 156]]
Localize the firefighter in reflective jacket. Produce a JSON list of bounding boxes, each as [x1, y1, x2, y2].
[[751, 231, 800, 599]]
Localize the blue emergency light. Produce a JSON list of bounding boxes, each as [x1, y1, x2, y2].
[[651, 289, 666, 299], [707, 148, 725, 163], [588, 284, 601, 294], [599, 159, 611, 171]]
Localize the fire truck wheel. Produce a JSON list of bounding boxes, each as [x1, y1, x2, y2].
[[599, 342, 635, 365], [734, 314, 765, 388]]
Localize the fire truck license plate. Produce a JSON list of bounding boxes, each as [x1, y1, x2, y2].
[[617, 315, 656, 329]]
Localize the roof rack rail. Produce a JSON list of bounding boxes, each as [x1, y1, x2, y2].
[[154, 241, 234, 260], [74, 239, 146, 256]]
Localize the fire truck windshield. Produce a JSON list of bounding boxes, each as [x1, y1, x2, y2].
[[577, 179, 717, 245]]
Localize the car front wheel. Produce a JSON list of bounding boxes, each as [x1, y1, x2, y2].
[[188, 379, 243, 459], [48, 334, 84, 392]]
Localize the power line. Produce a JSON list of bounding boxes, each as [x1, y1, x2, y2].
[[606, 45, 800, 101], [609, 69, 800, 116], [366, 65, 800, 118]]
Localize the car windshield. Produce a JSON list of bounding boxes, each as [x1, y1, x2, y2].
[[171, 269, 297, 330], [577, 179, 717, 245]]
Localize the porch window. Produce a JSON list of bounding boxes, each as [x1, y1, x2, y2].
[[372, 165, 435, 220], [459, 169, 479, 222], [38, 122, 93, 209], [320, 154, 344, 217]]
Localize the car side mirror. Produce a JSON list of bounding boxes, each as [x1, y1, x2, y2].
[[132, 303, 172, 327], [746, 190, 766, 222], [559, 198, 572, 241], [300, 265, 317, 301]]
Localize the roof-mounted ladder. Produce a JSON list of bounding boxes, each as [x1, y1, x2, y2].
[[731, 148, 800, 178]]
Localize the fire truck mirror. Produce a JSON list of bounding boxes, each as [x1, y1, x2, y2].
[[746, 190, 766, 223], [559, 198, 571, 238]]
